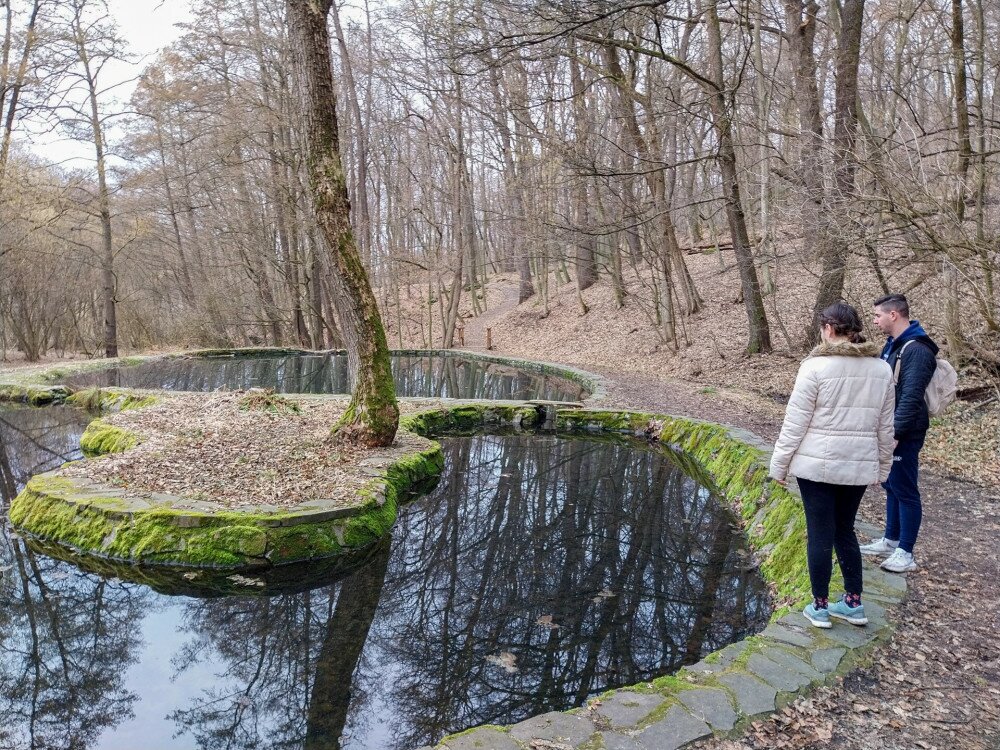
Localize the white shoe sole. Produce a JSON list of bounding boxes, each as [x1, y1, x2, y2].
[[881, 561, 917, 573], [829, 612, 869, 626], [803, 610, 832, 629]]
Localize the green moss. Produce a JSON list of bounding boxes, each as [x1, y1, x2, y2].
[[401, 403, 541, 435], [0, 383, 69, 405], [10, 432, 445, 570], [648, 673, 693, 695], [79, 419, 139, 457], [66, 387, 158, 414]]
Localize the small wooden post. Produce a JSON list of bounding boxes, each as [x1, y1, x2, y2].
[[485, 327, 493, 350]]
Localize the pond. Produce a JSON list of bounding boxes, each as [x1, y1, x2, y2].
[[0, 406, 770, 750], [61, 352, 589, 402]]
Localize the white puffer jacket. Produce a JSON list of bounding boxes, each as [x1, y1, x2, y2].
[[769, 340, 895, 485]]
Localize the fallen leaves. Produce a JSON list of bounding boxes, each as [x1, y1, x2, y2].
[[60, 393, 384, 509]]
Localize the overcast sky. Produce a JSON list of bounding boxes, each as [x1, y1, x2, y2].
[[30, 0, 195, 169]]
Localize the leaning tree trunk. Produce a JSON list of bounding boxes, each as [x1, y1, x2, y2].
[[287, 0, 398, 447]]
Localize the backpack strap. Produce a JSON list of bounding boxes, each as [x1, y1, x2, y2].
[[892, 340, 916, 385]]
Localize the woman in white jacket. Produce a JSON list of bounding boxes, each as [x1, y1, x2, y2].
[[769, 302, 895, 629]]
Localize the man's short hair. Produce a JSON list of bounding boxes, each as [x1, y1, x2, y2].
[[874, 293, 909, 317]]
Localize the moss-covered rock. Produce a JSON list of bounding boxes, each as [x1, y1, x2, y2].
[[66, 387, 158, 414], [9, 430, 444, 570], [0, 383, 70, 405], [79, 418, 141, 457]]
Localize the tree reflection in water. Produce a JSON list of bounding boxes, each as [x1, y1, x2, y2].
[[169, 433, 770, 750], [0, 406, 147, 750], [62, 353, 587, 401]]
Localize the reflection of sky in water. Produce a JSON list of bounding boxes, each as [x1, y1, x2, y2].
[[62, 353, 588, 402], [0, 407, 769, 750]]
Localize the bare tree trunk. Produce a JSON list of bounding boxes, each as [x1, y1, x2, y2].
[[331, 2, 373, 268], [287, 0, 398, 447], [807, 0, 865, 344], [945, 0, 971, 356], [568, 45, 597, 295], [704, 0, 771, 353], [0, 0, 42, 184], [72, 10, 117, 358]]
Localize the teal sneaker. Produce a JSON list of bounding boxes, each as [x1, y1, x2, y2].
[[828, 597, 868, 626], [802, 603, 832, 629]]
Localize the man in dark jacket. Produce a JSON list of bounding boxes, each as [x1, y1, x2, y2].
[[860, 294, 938, 573]]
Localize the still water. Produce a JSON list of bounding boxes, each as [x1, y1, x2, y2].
[[0, 406, 769, 750], [61, 353, 588, 402]]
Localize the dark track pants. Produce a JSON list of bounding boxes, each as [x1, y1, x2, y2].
[[883, 435, 926, 553], [796, 477, 867, 600]]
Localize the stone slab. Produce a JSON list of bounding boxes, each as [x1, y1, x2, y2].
[[440, 728, 521, 750], [509, 711, 595, 745], [635, 705, 711, 750], [718, 673, 777, 717], [677, 688, 737, 730], [761, 622, 815, 648], [864, 565, 908, 592], [863, 589, 905, 606], [599, 732, 644, 750], [591, 691, 665, 728], [758, 646, 822, 681], [687, 641, 748, 675], [777, 612, 881, 649], [811, 647, 847, 674], [746, 653, 812, 692], [854, 520, 883, 539], [820, 623, 881, 648]]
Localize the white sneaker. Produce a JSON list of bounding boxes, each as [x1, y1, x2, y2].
[[860, 537, 898, 557], [881, 547, 917, 573]]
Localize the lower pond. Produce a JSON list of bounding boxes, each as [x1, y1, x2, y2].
[[61, 352, 589, 402], [0, 406, 770, 750]]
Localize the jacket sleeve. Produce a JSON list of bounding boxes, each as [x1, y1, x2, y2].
[[769, 363, 818, 482], [894, 343, 937, 439], [877, 373, 896, 483]]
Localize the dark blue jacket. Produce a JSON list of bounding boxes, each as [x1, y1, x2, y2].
[[880, 320, 938, 440]]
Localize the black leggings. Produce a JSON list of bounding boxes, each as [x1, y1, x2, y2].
[[796, 477, 866, 600]]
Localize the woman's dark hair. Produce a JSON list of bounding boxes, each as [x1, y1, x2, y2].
[[819, 302, 866, 344]]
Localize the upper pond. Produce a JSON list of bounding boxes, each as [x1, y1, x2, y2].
[[60, 352, 589, 401], [0, 406, 770, 750]]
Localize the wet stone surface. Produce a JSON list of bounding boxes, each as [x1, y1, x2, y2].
[[636, 705, 712, 750], [509, 712, 595, 744], [677, 689, 738, 731], [592, 691, 666, 728]]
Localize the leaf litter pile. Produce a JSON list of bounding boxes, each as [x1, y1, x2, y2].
[[62, 391, 396, 509]]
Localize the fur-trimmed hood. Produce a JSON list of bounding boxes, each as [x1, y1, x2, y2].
[[770, 337, 896, 485], [807, 340, 881, 359]]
